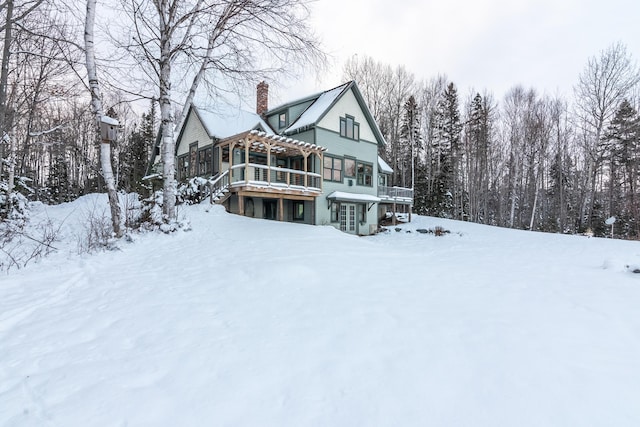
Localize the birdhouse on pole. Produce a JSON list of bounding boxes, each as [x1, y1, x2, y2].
[[100, 115, 120, 143]]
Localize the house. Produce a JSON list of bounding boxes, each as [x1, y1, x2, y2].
[[172, 81, 413, 235]]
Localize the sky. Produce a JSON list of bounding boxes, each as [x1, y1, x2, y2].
[[270, 0, 640, 104]]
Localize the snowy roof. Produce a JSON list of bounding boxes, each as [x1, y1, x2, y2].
[[378, 156, 393, 174], [284, 82, 350, 133], [100, 116, 119, 126], [195, 107, 274, 139], [326, 191, 381, 203]]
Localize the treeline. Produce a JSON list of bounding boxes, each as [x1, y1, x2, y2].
[[344, 44, 640, 238], [0, 0, 157, 206], [0, 0, 324, 230], [1, 0, 638, 239]]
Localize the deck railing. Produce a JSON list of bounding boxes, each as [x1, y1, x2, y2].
[[230, 163, 321, 191], [378, 185, 414, 201], [207, 170, 230, 203]]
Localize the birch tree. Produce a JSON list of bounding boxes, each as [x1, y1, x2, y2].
[[116, 0, 324, 221], [0, 0, 46, 190], [84, 0, 122, 237]]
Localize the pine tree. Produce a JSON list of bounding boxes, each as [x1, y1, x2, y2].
[[466, 93, 491, 223], [47, 152, 71, 204], [603, 99, 640, 237], [398, 95, 421, 189], [120, 102, 156, 194], [426, 82, 462, 218]]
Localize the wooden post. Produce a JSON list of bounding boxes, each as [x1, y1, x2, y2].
[[392, 202, 397, 225], [266, 144, 271, 185], [229, 142, 235, 182], [278, 197, 284, 221], [239, 193, 245, 216], [303, 152, 309, 188], [319, 152, 324, 191], [244, 139, 250, 183]]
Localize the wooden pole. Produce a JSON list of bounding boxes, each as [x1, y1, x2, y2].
[[229, 142, 235, 182], [303, 152, 309, 188], [244, 139, 250, 183], [266, 143, 271, 185]]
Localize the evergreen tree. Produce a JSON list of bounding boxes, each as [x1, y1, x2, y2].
[[47, 152, 71, 204], [398, 95, 421, 189], [603, 99, 640, 237], [425, 82, 462, 218], [465, 93, 491, 223], [120, 102, 156, 193]]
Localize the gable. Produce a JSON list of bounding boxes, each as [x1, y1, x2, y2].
[[176, 108, 212, 157], [176, 106, 274, 156], [266, 99, 315, 132], [275, 82, 385, 146], [317, 87, 378, 144], [282, 83, 349, 134], [196, 107, 273, 139]]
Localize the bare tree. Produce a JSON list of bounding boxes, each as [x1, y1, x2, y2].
[[113, 0, 324, 222], [0, 0, 46, 184], [573, 42, 640, 229]]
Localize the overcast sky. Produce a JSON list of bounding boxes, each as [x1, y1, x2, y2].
[[269, 0, 640, 105]]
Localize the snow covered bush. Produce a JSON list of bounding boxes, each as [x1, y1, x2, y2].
[[177, 177, 209, 205], [138, 190, 165, 230], [138, 191, 190, 233], [0, 180, 29, 224]]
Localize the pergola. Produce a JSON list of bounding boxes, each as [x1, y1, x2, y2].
[[216, 130, 327, 220]]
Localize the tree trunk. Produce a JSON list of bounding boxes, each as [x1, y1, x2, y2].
[[159, 21, 176, 220], [0, 0, 13, 180], [85, 0, 122, 237]]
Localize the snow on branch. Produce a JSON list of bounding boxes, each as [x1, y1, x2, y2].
[[29, 124, 64, 137]]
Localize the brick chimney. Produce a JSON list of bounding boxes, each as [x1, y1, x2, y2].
[[256, 81, 269, 116]]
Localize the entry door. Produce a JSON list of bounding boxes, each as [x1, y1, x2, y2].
[[264, 200, 277, 220], [340, 203, 357, 234]]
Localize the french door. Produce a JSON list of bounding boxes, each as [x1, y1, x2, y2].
[[339, 203, 357, 234]]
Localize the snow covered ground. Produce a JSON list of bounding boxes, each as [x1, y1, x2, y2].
[[2, 194, 640, 426]]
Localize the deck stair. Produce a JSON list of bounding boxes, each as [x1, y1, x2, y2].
[[208, 170, 230, 204]]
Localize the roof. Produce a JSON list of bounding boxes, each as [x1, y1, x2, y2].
[[326, 191, 381, 203], [378, 156, 393, 174], [284, 82, 350, 133], [268, 81, 387, 146], [194, 106, 274, 139]]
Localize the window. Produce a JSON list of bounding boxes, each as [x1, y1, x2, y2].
[[177, 155, 188, 181], [279, 112, 287, 129], [356, 162, 373, 186], [198, 147, 213, 176], [340, 115, 360, 140], [293, 201, 304, 221], [189, 143, 198, 177], [323, 156, 342, 182], [330, 202, 340, 222], [344, 157, 356, 177], [359, 203, 366, 223]]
